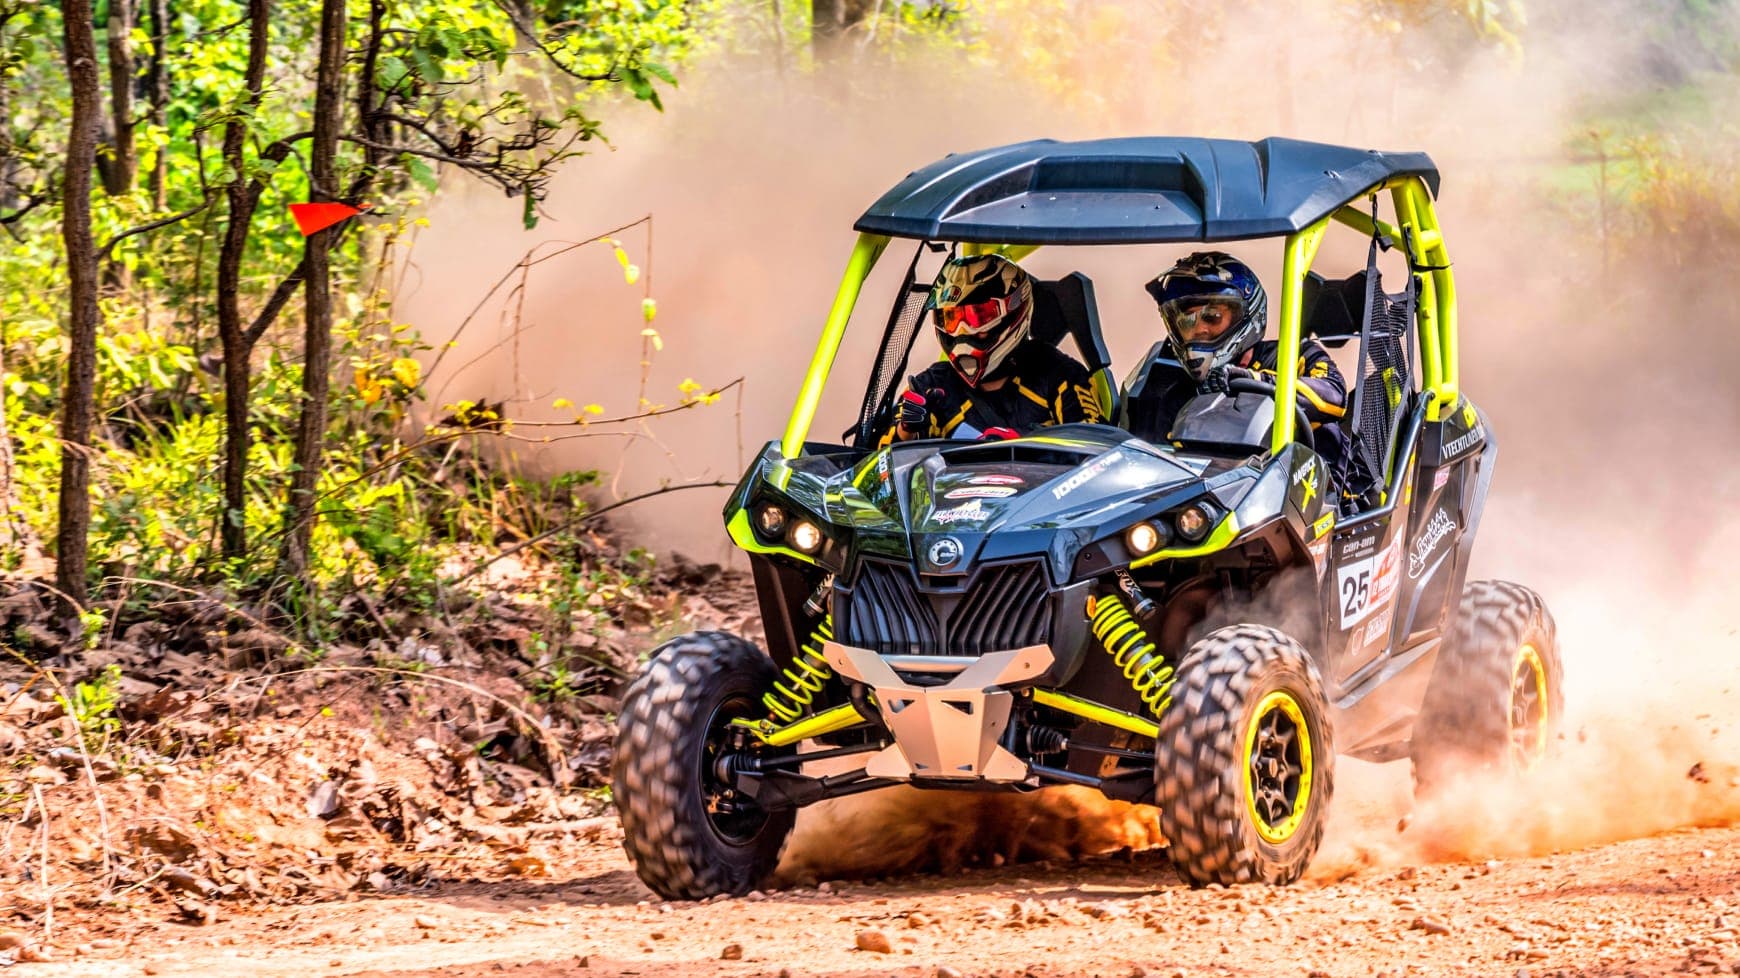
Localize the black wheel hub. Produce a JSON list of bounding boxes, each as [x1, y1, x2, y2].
[[1509, 656, 1546, 766], [1249, 708, 1305, 831], [701, 696, 771, 844]]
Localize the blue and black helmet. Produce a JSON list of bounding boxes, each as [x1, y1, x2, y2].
[[1145, 251, 1268, 381]]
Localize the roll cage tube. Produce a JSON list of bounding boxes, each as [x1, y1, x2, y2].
[[1269, 217, 1330, 454], [781, 233, 892, 457], [1328, 176, 1459, 416]]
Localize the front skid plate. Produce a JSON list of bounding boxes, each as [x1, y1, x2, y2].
[[822, 642, 1055, 782]]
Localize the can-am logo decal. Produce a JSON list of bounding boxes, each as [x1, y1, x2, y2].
[[945, 485, 1016, 500], [1443, 426, 1482, 458], [933, 501, 988, 524], [927, 536, 963, 568], [1050, 453, 1120, 500], [968, 474, 1024, 486], [1408, 508, 1457, 580]]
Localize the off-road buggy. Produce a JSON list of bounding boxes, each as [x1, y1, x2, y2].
[[611, 137, 1564, 898]]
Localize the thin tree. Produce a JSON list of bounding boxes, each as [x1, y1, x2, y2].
[[280, 0, 346, 583], [58, 0, 103, 607], [214, 0, 273, 561]]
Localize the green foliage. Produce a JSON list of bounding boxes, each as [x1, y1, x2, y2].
[[58, 664, 124, 750]]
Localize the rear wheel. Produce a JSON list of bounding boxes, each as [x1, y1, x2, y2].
[[1411, 580, 1564, 795], [1154, 624, 1335, 886], [612, 631, 796, 899]]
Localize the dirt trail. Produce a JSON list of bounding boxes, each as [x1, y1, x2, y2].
[[27, 760, 1740, 978]]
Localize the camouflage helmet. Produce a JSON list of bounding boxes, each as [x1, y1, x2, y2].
[[927, 254, 1035, 387]]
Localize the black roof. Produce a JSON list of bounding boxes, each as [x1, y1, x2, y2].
[[853, 137, 1440, 245]]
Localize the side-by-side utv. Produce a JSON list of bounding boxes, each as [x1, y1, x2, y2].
[[610, 137, 1565, 898]]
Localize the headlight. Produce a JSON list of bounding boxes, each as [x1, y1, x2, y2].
[[1124, 521, 1167, 557], [789, 519, 824, 554], [1174, 502, 1218, 542], [754, 503, 788, 540]]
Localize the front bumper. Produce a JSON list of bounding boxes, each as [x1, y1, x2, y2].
[[822, 641, 1056, 783]]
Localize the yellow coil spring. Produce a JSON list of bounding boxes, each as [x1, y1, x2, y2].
[[763, 615, 835, 723], [1088, 594, 1176, 718]]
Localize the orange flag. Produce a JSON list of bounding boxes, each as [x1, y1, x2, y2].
[[289, 202, 364, 236]]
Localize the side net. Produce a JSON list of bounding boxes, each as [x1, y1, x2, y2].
[[849, 243, 932, 448], [1348, 245, 1417, 497]]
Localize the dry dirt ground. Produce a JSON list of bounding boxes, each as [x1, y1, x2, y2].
[[18, 759, 1740, 978]]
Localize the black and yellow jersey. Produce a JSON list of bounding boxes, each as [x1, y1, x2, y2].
[[878, 343, 1103, 447]]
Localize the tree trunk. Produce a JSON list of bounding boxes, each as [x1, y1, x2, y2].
[[145, 0, 170, 209], [97, 0, 137, 196], [58, 0, 103, 609], [216, 0, 271, 562], [280, 0, 346, 584]]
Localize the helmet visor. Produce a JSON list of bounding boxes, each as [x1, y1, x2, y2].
[[1161, 297, 1247, 346], [933, 296, 1011, 337]]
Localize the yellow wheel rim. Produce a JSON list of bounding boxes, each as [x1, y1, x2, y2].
[[1244, 690, 1314, 844], [1509, 643, 1551, 770]]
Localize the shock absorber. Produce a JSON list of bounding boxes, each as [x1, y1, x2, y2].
[[762, 614, 836, 723], [1087, 593, 1176, 719]]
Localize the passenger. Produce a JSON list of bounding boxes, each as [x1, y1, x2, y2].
[[1131, 251, 1350, 478], [880, 254, 1102, 446]]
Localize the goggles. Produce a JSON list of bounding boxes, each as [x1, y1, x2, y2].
[[1161, 297, 1246, 345], [933, 294, 1020, 337]]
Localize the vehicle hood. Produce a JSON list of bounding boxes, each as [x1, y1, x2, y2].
[[828, 425, 1208, 578]]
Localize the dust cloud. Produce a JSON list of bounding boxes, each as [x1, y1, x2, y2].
[[397, 1, 1740, 883]]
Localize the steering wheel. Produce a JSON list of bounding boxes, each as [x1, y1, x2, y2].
[[1227, 377, 1315, 453]]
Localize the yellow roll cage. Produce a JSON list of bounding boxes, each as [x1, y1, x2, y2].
[[779, 175, 1455, 461]]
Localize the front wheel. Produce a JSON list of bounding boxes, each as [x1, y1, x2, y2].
[[612, 631, 796, 900], [1410, 580, 1564, 796], [1154, 624, 1335, 886]]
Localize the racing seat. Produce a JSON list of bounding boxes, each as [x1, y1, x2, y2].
[[1030, 273, 1118, 421]]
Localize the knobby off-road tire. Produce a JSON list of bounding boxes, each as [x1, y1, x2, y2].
[[612, 631, 795, 900], [1410, 580, 1564, 796], [1154, 624, 1334, 887]]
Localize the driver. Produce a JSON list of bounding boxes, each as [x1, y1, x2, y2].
[[1131, 251, 1350, 478], [879, 253, 1102, 446]]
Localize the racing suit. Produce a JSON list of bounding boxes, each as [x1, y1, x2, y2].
[[878, 342, 1103, 447]]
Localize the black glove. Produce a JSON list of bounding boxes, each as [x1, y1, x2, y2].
[[898, 390, 932, 432], [1196, 365, 1252, 396]]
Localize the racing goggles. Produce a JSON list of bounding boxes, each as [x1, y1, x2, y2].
[[1161, 297, 1246, 345], [933, 294, 1022, 337]]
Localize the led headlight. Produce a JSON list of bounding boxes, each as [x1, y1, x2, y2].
[[1124, 521, 1167, 557], [789, 519, 824, 554], [754, 503, 788, 540], [1174, 502, 1218, 542]]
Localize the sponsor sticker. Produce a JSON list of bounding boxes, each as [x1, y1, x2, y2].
[[968, 474, 1024, 486], [1443, 427, 1482, 458], [1361, 604, 1395, 648], [932, 501, 989, 525], [1292, 457, 1321, 508], [1306, 536, 1330, 576], [1339, 535, 1403, 629], [1408, 508, 1457, 580], [1050, 452, 1121, 500], [1312, 512, 1336, 540], [1432, 468, 1451, 492], [945, 485, 1017, 500]]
